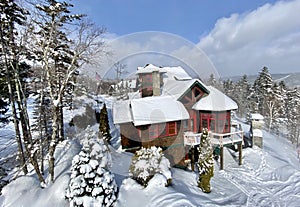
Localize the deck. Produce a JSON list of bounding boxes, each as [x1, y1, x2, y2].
[[209, 130, 244, 147], [182, 130, 245, 170]]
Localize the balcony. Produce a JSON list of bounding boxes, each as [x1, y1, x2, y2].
[[209, 130, 244, 147]]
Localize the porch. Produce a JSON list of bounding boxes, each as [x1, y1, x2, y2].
[[209, 130, 244, 147], [209, 130, 244, 170], [184, 130, 244, 170]]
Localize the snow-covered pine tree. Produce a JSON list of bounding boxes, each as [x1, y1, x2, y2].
[[129, 146, 172, 187], [234, 75, 251, 117], [249, 66, 273, 116], [206, 74, 223, 91], [278, 80, 288, 119], [31, 90, 52, 174], [266, 82, 285, 132], [197, 129, 214, 193], [223, 79, 235, 98], [66, 128, 118, 207], [285, 87, 300, 146], [99, 103, 111, 143]]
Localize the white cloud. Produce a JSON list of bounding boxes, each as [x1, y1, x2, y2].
[[92, 32, 218, 80], [197, 0, 300, 76]]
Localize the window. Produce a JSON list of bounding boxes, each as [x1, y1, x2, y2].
[[183, 120, 189, 131], [200, 113, 216, 132], [168, 122, 176, 135], [216, 112, 230, 133], [148, 122, 177, 139]]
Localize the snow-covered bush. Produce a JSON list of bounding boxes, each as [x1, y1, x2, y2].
[[66, 129, 118, 207], [129, 146, 172, 187], [197, 129, 214, 193]]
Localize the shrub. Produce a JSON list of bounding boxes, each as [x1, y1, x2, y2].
[[129, 146, 172, 187]]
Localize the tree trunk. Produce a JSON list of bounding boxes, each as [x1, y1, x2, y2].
[[10, 90, 28, 174], [13, 67, 45, 184], [58, 103, 64, 142], [49, 104, 59, 182], [2, 57, 28, 174]]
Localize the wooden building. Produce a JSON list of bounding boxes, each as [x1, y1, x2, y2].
[[113, 64, 243, 168]]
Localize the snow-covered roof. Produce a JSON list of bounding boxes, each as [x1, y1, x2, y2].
[[161, 79, 209, 99], [136, 64, 191, 81], [250, 113, 264, 120], [113, 100, 133, 124], [131, 96, 189, 126], [161, 66, 192, 81], [113, 96, 189, 126], [253, 129, 263, 137], [192, 86, 238, 111]]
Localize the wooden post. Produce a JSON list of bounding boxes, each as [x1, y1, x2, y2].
[[220, 146, 224, 170], [191, 146, 195, 172], [238, 143, 242, 166]]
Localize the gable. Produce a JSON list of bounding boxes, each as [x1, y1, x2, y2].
[[162, 79, 209, 100], [178, 81, 209, 105]]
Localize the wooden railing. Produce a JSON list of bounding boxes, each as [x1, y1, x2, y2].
[[209, 130, 244, 147]]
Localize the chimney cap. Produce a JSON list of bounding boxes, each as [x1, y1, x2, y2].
[[136, 64, 167, 74]]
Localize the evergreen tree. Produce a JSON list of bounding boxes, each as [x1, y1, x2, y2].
[[235, 75, 251, 117], [266, 82, 285, 132], [249, 66, 273, 116], [223, 79, 235, 98], [31, 90, 52, 174], [278, 80, 288, 118], [66, 129, 118, 207], [197, 129, 214, 193], [99, 103, 111, 143], [285, 88, 300, 146], [206, 74, 223, 91]]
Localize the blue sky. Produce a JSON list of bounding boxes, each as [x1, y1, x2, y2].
[[72, 0, 278, 43], [72, 0, 300, 77]]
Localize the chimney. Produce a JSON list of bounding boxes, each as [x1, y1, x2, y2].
[[152, 70, 160, 96]]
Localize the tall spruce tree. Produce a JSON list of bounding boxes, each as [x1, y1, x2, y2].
[[235, 75, 250, 117], [249, 66, 273, 116], [266, 82, 285, 132], [286, 88, 300, 146], [99, 103, 111, 143]]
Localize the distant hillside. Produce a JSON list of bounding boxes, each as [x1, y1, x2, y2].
[[223, 72, 300, 88]]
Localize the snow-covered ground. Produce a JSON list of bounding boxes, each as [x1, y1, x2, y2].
[[0, 95, 300, 207]]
